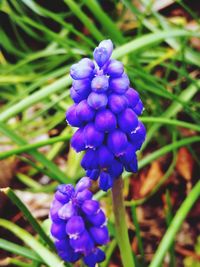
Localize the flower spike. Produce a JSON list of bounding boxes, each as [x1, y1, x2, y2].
[[50, 177, 109, 267], [66, 40, 146, 191]]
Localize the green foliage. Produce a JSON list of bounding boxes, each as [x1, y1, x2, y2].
[[184, 236, 200, 267], [0, 0, 199, 266]]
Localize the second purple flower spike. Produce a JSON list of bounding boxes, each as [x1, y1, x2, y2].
[[66, 40, 146, 191], [50, 177, 109, 267]]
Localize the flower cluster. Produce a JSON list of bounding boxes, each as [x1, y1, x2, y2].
[[66, 40, 146, 191], [50, 177, 109, 267]]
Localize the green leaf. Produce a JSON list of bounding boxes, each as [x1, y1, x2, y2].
[[0, 219, 64, 267], [113, 30, 200, 59], [0, 187, 55, 251], [0, 134, 71, 160], [0, 75, 71, 122], [149, 180, 200, 267], [84, 0, 124, 44], [64, 0, 104, 41], [141, 117, 200, 132], [144, 81, 199, 147], [0, 238, 42, 262], [0, 121, 69, 183]]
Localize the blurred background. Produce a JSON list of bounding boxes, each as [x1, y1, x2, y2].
[[0, 0, 200, 266]]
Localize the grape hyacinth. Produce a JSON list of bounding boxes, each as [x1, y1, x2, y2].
[[66, 39, 146, 191], [50, 177, 109, 267]]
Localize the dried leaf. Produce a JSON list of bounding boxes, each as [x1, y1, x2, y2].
[[140, 161, 163, 197], [176, 147, 194, 181], [0, 157, 17, 212], [15, 190, 52, 219]]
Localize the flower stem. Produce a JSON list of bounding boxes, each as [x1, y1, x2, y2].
[[112, 178, 135, 267]]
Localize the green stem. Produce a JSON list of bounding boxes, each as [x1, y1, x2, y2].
[[149, 180, 200, 267], [111, 178, 135, 267]]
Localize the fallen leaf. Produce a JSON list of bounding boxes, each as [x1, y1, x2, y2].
[[140, 161, 163, 197], [0, 157, 17, 212], [176, 147, 194, 181], [15, 190, 52, 219]]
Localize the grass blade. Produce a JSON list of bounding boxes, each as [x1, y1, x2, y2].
[[0, 187, 55, 251], [113, 30, 200, 59], [0, 238, 42, 262], [64, 0, 104, 41], [0, 219, 64, 267], [0, 134, 71, 160], [84, 0, 124, 43], [0, 75, 71, 122], [144, 81, 199, 147], [165, 191, 176, 267], [131, 205, 146, 265], [0, 121, 69, 183], [141, 117, 200, 132], [149, 180, 200, 267]]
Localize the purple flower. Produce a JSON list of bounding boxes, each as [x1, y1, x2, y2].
[[91, 75, 109, 92], [50, 177, 109, 267], [66, 39, 146, 191], [87, 92, 108, 110], [93, 40, 113, 67], [105, 59, 124, 77]]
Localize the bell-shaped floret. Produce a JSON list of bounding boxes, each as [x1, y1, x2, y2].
[[66, 216, 85, 236], [66, 104, 83, 127], [58, 202, 76, 220], [70, 87, 86, 103], [84, 248, 105, 267], [93, 40, 113, 67], [91, 75, 109, 92], [72, 78, 91, 96], [129, 121, 146, 145], [99, 172, 113, 191], [87, 209, 106, 226], [107, 130, 128, 156], [119, 143, 136, 165], [76, 100, 95, 122], [81, 200, 100, 215], [84, 123, 104, 149], [98, 145, 114, 168], [59, 249, 81, 263], [125, 87, 139, 108], [69, 230, 94, 254], [71, 128, 85, 152], [89, 226, 109, 245], [108, 93, 128, 114], [105, 59, 124, 77], [118, 108, 138, 133], [49, 199, 63, 223], [87, 92, 108, 110], [76, 189, 93, 203], [55, 184, 75, 203], [133, 99, 144, 115], [95, 109, 117, 132], [109, 73, 130, 94], [108, 159, 123, 178], [51, 221, 66, 239], [86, 169, 100, 181], [75, 177, 91, 192], [81, 149, 99, 170], [70, 59, 94, 80]]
